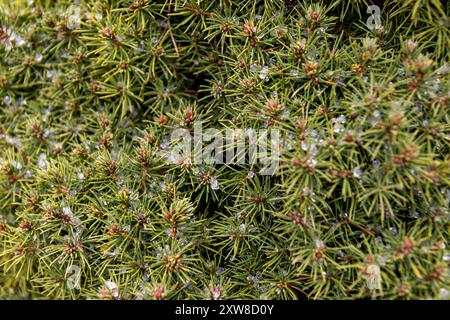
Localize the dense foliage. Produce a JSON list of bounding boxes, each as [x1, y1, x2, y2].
[[0, 0, 449, 299]]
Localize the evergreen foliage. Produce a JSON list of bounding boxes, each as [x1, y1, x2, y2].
[[0, 0, 449, 299]]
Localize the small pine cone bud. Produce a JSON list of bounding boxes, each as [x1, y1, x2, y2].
[[405, 40, 416, 54], [100, 116, 110, 127], [90, 82, 99, 92], [100, 289, 109, 300], [108, 162, 117, 175], [19, 222, 32, 230], [221, 23, 230, 33], [154, 287, 164, 300], [108, 224, 121, 235], [99, 28, 114, 38], [243, 20, 254, 36], [393, 155, 404, 165], [155, 47, 165, 56], [267, 99, 281, 111], [344, 135, 354, 143], [168, 228, 177, 238], [391, 114, 402, 124], [99, 133, 112, 147], [119, 62, 128, 71], [28, 246, 37, 255], [0, 76, 7, 88], [402, 238, 415, 254], [194, 8, 203, 16], [163, 211, 172, 220]]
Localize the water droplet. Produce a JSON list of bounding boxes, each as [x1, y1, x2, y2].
[[353, 168, 362, 178], [373, 160, 381, 169], [301, 141, 307, 151], [259, 66, 269, 80], [215, 267, 224, 276], [160, 140, 169, 149], [250, 64, 259, 72], [105, 280, 117, 291], [408, 210, 420, 219], [375, 237, 384, 247], [210, 177, 220, 190], [46, 70, 56, 78], [62, 207, 72, 216], [24, 170, 32, 178], [389, 227, 398, 236], [38, 153, 49, 169], [333, 124, 342, 133], [315, 239, 325, 249], [439, 288, 449, 299]]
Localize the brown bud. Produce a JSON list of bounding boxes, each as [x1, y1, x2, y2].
[[293, 158, 302, 167]]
